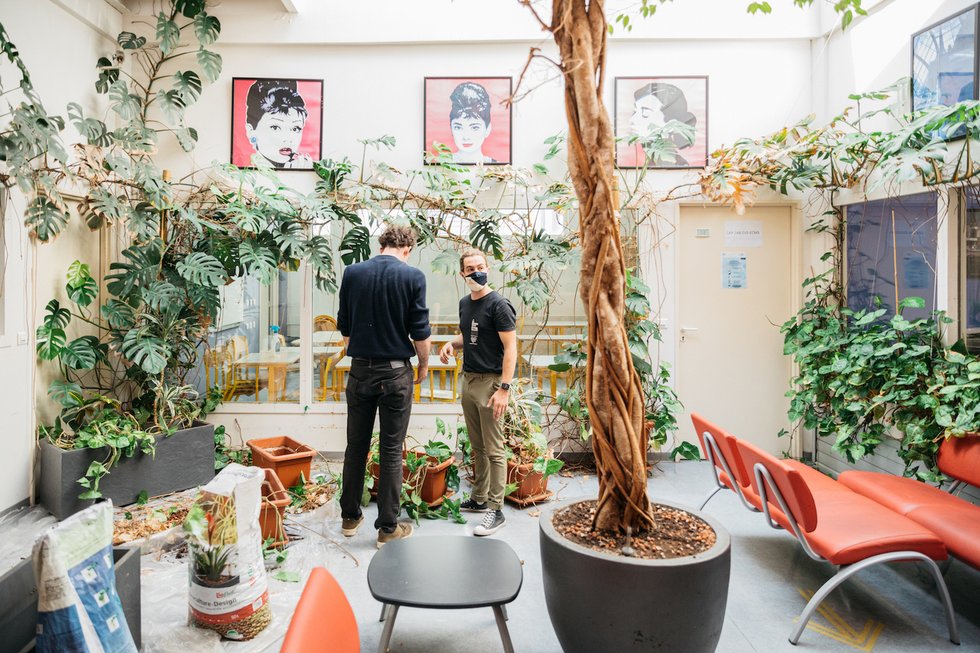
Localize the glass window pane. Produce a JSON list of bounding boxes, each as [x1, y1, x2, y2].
[[963, 190, 980, 354], [197, 269, 302, 404], [845, 192, 938, 321]]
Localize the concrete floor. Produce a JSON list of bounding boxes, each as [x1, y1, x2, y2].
[[4, 461, 980, 652]]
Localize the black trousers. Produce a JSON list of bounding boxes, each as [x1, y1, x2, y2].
[[340, 360, 414, 532]]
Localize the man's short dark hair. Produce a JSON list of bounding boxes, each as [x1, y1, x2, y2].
[[378, 224, 417, 250]]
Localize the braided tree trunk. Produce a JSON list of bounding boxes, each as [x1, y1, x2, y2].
[[552, 0, 651, 533]]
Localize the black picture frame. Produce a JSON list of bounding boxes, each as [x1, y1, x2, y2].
[[613, 76, 709, 170], [911, 5, 979, 114], [230, 77, 324, 171]]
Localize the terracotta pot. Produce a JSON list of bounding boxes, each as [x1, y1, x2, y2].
[[507, 459, 549, 499], [258, 468, 290, 547], [247, 436, 316, 488], [369, 450, 455, 506]]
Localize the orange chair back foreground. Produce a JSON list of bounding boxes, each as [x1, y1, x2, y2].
[[280, 567, 359, 653], [938, 433, 980, 486]]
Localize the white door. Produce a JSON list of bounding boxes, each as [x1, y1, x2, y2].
[[676, 205, 794, 454]]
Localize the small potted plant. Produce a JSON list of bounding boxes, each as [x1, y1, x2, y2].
[[502, 380, 563, 504]]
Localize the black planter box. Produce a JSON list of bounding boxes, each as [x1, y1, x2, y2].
[[0, 545, 141, 652], [39, 421, 215, 520]]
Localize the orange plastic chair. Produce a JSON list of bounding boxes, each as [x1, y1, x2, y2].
[[280, 567, 359, 653]]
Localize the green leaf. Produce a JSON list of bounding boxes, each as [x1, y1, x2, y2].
[[469, 218, 503, 259], [196, 49, 222, 83], [61, 336, 100, 369], [43, 299, 71, 330], [106, 243, 162, 299], [136, 489, 149, 505], [174, 126, 198, 152], [193, 12, 221, 45], [340, 226, 371, 266], [101, 299, 136, 329], [156, 89, 186, 124], [430, 249, 459, 275], [141, 281, 182, 312], [48, 380, 84, 408], [172, 70, 202, 103], [36, 326, 66, 360], [156, 13, 181, 55], [117, 31, 146, 50], [66, 103, 109, 146], [177, 252, 227, 287], [238, 239, 278, 284], [273, 570, 301, 583], [898, 296, 926, 310], [25, 196, 70, 242], [67, 276, 98, 307], [121, 329, 169, 375], [108, 81, 141, 120], [95, 56, 120, 94], [532, 163, 548, 175], [175, 0, 206, 18]]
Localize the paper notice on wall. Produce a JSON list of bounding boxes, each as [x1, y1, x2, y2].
[[725, 221, 763, 247], [722, 253, 747, 289]]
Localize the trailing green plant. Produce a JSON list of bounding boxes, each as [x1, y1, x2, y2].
[[214, 424, 251, 471], [501, 379, 565, 480], [704, 82, 980, 480]]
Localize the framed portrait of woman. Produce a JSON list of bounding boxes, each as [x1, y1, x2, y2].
[[230, 78, 323, 170], [614, 76, 708, 169], [424, 77, 512, 165]]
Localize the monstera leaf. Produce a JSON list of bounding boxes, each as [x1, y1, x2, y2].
[[141, 280, 183, 312], [172, 70, 202, 103], [121, 328, 169, 375], [61, 336, 103, 370], [66, 261, 98, 307], [193, 12, 220, 45], [469, 218, 503, 259], [177, 252, 227, 288], [156, 13, 180, 55], [304, 235, 337, 292], [156, 89, 186, 124], [48, 380, 84, 408], [106, 242, 162, 300], [25, 195, 70, 242], [66, 103, 110, 147], [108, 81, 141, 121], [238, 239, 278, 284], [340, 225, 370, 265], [196, 49, 222, 83], [101, 299, 136, 330]]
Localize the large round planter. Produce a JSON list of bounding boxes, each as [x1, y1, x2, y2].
[[539, 499, 731, 653]]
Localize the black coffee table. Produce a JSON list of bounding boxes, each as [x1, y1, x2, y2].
[[367, 535, 523, 653]]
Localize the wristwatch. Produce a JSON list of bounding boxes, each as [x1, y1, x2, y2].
[[499, 382, 511, 392]]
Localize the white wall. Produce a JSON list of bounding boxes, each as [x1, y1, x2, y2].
[[0, 0, 119, 511]]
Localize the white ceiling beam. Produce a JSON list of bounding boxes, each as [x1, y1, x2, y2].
[[279, 0, 300, 13]]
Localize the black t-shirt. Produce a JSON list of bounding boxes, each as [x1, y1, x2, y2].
[[459, 291, 516, 374]]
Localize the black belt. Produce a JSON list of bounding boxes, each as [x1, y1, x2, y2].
[[352, 358, 410, 368]]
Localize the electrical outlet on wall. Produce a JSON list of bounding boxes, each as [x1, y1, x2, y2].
[[16, 332, 28, 345]]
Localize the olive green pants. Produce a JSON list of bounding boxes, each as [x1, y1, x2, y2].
[[461, 372, 506, 510]]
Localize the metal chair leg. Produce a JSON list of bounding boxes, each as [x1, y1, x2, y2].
[[378, 602, 389, 622], [789, 552, 959, 646], [377, 604, 399, 653], [699, 485, 723, 510], [492, 604, 515, 653], [501, 603, 508, 621]]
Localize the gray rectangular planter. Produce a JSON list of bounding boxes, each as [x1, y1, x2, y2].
[[39, 421, 215, 520], [0, 545, 141, 652]]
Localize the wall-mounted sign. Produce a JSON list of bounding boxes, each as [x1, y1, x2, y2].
[[725, 220, 763, 247], [722, 253, 747, 289]]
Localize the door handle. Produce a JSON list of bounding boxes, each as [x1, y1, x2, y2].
[[679, 327, 699, 332]]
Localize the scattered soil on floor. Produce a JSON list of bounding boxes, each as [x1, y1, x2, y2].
[[553, 500, 716, 560]]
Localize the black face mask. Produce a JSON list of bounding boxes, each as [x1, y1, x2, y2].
[[466, 271, 489, 287]]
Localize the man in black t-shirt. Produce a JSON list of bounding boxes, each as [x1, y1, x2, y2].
[[439, 248, 516, 536]]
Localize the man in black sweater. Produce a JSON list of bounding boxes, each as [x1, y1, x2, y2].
[[337, 225, 431, 548]]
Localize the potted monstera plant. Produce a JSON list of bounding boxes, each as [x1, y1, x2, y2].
[[5, 3, 337, 519]]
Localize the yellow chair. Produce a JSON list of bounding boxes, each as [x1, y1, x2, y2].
[[319, 347, 346, 401], [426, 355, 463, 403], [314, 314, 338, 332]]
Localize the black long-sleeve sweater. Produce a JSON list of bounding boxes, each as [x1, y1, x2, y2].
[[337, 255, 431, 359]]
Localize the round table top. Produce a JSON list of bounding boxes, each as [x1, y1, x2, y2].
[[367, 535, 523, 609]]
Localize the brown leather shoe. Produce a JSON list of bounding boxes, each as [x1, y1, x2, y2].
[[376, 522, 413, 549], [341, 514, 363, 537]]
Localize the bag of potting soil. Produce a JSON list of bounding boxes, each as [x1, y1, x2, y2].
[[184, 463, 271, 640], [32, 502, 138, 653]]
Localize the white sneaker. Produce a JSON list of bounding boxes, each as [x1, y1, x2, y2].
[[473, 509, 505, 536]]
